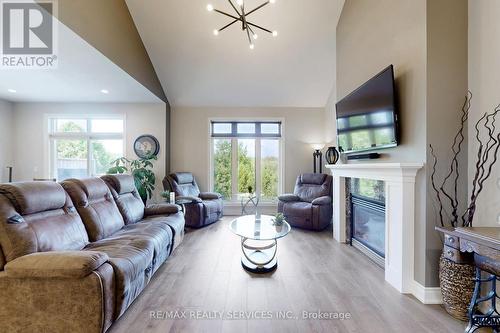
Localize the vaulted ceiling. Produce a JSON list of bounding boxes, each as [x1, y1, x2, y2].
[[126, 0, 343, 108]]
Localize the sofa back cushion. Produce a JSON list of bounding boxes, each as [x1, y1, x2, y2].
[[61, 178, 124, 242], [294, 173, 333, 203], [102, 174, 145, 225], [0, 182, 89, 266], [164, 172, 200, 197]]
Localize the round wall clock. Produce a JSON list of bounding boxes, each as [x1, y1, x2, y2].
[[134, 135, 160, 159]]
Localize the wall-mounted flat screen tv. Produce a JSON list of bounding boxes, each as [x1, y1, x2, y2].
[[336, 65, 399, 154]]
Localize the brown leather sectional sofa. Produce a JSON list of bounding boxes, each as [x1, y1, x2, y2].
[[0, 174, 185, 333]]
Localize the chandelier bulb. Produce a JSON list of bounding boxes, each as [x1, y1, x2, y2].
[[272, 30, 278, 37], [207, 4, 214, 11], [249, 44, 255, 50], [269, 0, 276, 3], [213, 29, 219, 36], [237, 0, 244, 6], [253, 34, 258, 40]]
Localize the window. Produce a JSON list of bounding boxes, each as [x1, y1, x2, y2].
[[48, 116, 124, 180], [211, 121, 282, 202]]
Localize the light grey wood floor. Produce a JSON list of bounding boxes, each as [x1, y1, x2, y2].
[[109, 217, 466, 333]]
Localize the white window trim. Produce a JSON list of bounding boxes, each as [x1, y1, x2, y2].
[[46, 114, 126, 180], [208, 117, 285, 203]]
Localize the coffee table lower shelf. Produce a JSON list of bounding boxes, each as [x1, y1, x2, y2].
[[240, 238, 278, 274]]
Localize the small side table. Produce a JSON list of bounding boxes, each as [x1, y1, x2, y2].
[[241, 194, 259, 215]]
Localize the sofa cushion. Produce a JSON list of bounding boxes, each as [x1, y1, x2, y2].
[[112, 222, 173, 272], [173, 172, 194, 185], [102, 174, 136, 195], [204, 199, 223, 219], [166, 173, 201, 197], [300, 173, 327, 185], [282, 201, 313, 217], [294, 174, 332, 203], [144, 203, 180, 216], [0, 183, 89, 263], [0, 181, 66, 215], [142, 212, 185, 252], [62, 178, 125, 242], [5, 251, 108, 279], [102, 175, 145, 225], [84, 237, 154, 317]]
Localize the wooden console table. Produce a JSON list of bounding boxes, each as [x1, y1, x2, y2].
[[437, 227, 500, 333]]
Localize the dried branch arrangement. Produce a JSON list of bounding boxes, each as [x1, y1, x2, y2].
[[430, 92, 500, 227]]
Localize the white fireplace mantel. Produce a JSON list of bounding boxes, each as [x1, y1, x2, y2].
[[326, 162, 423, 295]]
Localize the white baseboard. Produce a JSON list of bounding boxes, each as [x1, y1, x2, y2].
[[410, 280, 443, 304]]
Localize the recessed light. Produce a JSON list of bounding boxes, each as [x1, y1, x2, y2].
[[100, 89, 109, 94], [7, 89, 16, 93]]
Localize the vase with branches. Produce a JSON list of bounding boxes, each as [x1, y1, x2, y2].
[[107, 155, 157, 204], [430, 92, 500, 228], [430, 91, 500, 320]]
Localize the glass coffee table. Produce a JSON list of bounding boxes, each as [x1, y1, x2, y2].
[[229, 214, 290, 274]]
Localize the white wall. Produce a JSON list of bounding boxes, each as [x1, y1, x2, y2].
[[170, 107, 326, 194], [468, 0, 500, 227], [11, 102, 167, 200], [0, 100, 14, 182]]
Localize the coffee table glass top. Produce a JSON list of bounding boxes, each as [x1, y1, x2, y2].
[[230, 214, 290, 241]]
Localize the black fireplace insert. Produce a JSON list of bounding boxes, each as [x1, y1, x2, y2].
[[350, 194, 386, 258]]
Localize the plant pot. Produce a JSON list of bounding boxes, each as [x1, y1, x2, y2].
[[439, 254, 475, 321]]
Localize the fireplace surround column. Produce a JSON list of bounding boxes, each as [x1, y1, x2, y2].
[[326, 163, 423, 295]]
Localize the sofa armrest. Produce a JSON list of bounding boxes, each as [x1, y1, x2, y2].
[[199, 192, 222, 200], [144, 203, 180, 216], [4, 251, 109, 279], [176, 195, 203, 203], [278, 194, 300, 202], [311, 196, 332, 206]]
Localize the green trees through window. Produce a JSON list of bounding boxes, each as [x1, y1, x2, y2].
[[213, 138, 280, 201], [51, 119, 123, 180]]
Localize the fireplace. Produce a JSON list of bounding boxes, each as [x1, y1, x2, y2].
[[326, 163, 423, 296], [348, 178, 386, 267]]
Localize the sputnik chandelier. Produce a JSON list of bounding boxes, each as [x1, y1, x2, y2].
[[206, 0, 278, 49]]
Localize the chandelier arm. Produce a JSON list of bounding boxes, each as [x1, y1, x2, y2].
[[246, 21, 273, 34], [218, 19, 239, 32], [240, 5, 253, 44], [247, 25, 256, 37], [214, 9, 242, 21], [227, 0, 242, 16], [245, 1, 270, 16]]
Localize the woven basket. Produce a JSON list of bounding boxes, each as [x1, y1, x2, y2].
[[439, 254, 475, 321]]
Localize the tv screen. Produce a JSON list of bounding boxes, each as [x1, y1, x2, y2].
[[336, 65, 399, 154]]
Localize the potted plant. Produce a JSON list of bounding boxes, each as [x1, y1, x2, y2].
[[430, 92, 500, 320], [107, 155, 157, 204], [272, 213, 285, 230]]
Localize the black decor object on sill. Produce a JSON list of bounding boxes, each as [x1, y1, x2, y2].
[[325, 146, 340, 164]]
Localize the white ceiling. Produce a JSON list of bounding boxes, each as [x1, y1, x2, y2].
[[126, 0, 343, 108], [0, 12, 162, 103]]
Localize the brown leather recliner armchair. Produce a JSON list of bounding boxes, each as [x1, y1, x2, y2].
[[163, 172, 223, 228], [278, 173, 333, 231]]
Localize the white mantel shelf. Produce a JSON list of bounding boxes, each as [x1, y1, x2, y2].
[[325, 162, 424, 297]]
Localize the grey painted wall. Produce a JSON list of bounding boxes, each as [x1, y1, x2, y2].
[[337, 0, 467, 287], [425, 0, 468, 286]]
